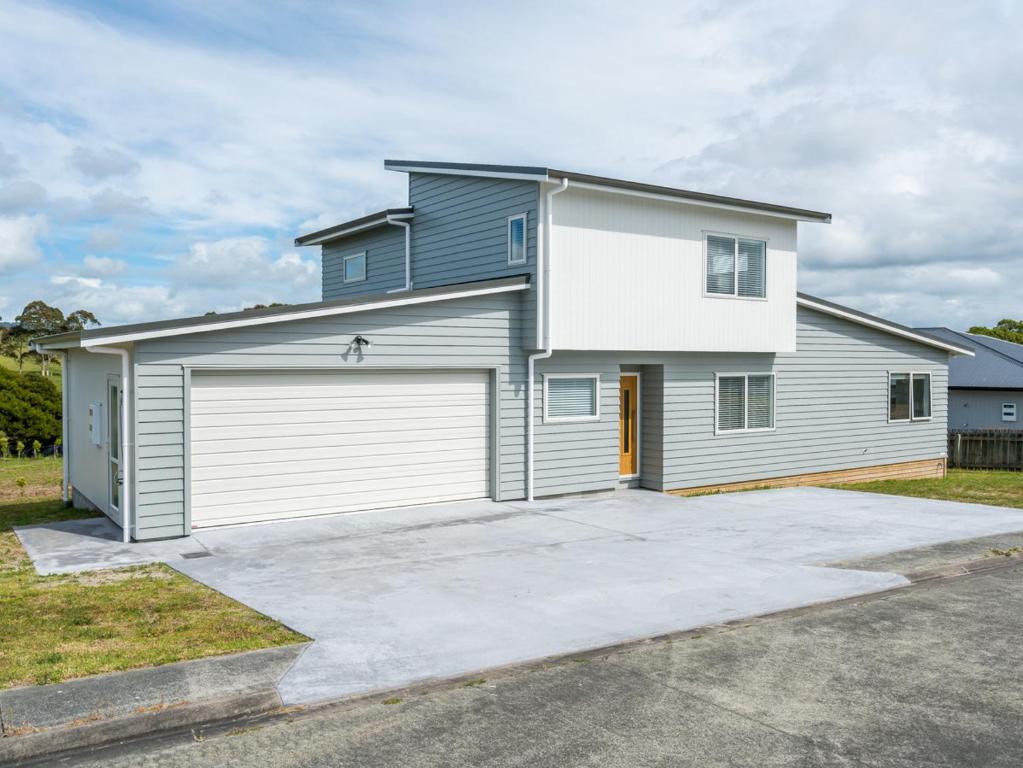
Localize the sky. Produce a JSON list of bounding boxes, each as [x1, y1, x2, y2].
[[0, 0, 1020, 329]]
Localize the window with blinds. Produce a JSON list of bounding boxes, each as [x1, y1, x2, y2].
[[705, 235, 766, 298], [717, 373, 774, 432], [544, 376, 599, 421]]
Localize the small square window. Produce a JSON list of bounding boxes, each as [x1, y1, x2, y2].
[[705, 234, 766, 298], [343, 252, 366, 283], [1003, 403, 1018, 422], [508, 214, 527, 265], [716, 373, 775, 433]]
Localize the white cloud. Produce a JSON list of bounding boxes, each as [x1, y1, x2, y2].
[[69, 145, 139, 179], [47, 274, 189, 325], [0, 215, 46, 274], [0, 1, 1018, 326], [82, 254, 126, 276]]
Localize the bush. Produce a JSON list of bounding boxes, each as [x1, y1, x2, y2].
[[0, 368, 61, 451]]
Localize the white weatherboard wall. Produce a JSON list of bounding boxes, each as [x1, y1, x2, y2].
[[66, 347, 123, 520], [548, 186, 798, 352], [189, 370, 490, 527]]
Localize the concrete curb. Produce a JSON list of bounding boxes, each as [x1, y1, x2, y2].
[[0, 689, 282, 764]]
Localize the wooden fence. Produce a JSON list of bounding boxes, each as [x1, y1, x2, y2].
[[948, 430, 1023, 471]]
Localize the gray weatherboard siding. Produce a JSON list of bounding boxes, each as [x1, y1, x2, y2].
[[949, 389, 1023, 430], [321, 225, 406, 300], [322, 173, 540, 346], [130, 301, 948, 540], [132, 292, 526, 540]]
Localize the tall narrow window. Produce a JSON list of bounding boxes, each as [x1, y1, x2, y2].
[[912, 374, 931, 419], [716, 373, 774, 433], [706, 235, 766, 298], [508, 214, 527, 265], [343, 252, 366, 283]]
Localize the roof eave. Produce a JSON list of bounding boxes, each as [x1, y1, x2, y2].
[[294, 207, 414, 247], [796, 294, 975, 356]]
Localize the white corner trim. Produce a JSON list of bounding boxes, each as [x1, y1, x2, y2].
[[68, 282, 529, 347], [797, 297, 975, 356]]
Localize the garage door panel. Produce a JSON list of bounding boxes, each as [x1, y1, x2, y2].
[[190, 403, 489, 429], [191, 447, 486, 480], [189, 370, 491, 527], [192, 479, 492, 524]]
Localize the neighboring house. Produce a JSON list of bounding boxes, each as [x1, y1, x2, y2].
[[35, 161, 972, 541], [916, 327, 1023, 430]]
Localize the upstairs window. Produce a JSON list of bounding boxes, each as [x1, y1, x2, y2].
[[343, 252, 366, 283], [508, 214, 527, 265], [889, 372, 931, 421], [716, 373, 775, 433], [706, 234, 766, 298], [544, 374, 599, 422]]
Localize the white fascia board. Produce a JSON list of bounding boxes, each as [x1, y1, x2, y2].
[[385, 164, 550, 183], [567, 180, 824, 223], [796, 297, 975, 356], [64, 282, 529, 347]]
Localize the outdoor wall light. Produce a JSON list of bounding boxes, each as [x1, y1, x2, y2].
[[353, 335, 372, 348]]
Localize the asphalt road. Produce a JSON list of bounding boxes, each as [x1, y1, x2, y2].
[[56, 552, 1023, 767]]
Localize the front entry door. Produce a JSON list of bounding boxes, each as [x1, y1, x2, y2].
[[107, 375, 123, 526], [619, 374, 639, 477]]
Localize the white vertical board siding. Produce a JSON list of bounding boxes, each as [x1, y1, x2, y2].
[[657, 306, 950, 489], [189, 370, 490, 527], [548, 186, 798, 352], [133, 293, 525, 539]]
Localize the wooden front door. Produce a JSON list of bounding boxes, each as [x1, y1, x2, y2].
[[619, 374, 639, 477]]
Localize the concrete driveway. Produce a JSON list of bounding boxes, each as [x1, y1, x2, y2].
[[17, 486, 1023, 705]]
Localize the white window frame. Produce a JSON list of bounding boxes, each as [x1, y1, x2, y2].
[[1002, 402, 1018, 423], [714, 372, 776, 435], [702, 231, 769, 301], [342, 252, 367, 284], [507, 213, 528, 266], [887, 371, 932, 423], [542, 373, 600, 424]]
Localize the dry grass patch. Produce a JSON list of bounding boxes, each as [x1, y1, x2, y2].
[[0, 458, 306, 689]]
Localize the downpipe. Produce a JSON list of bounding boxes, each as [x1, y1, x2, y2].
[[526, 177, 569, 501], [84, 345, 133, 543]]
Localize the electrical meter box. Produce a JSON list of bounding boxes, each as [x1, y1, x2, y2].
[[88, 402, 103, 446]]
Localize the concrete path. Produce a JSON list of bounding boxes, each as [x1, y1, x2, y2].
[[17, 487, 1023, 706]]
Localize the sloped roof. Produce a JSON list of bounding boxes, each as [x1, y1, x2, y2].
[[916, 328, 1023, 390]]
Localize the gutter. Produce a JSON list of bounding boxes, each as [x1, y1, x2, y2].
[[526, 177, 569, 501], [84, 346, 133, 544]]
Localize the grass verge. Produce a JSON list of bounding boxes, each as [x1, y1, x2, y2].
[[0, 457, 306, 689], [832, 468, 1023, 510]]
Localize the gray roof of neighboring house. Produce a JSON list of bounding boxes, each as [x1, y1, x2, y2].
[[383, 160, 832, 223], [33, 275, 530, 349], [915, 328, 1023, 390]]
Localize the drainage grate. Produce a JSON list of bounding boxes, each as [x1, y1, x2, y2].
[[181, 551, 213, 559]]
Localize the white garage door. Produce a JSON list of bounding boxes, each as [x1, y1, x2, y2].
[[189, 370, 491, 527]]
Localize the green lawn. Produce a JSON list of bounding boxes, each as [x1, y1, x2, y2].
[[0, 458, 306, 689], [833, 469, 1023, 510]]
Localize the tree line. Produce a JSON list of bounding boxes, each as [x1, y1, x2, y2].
[[0, 300, 100, 376]]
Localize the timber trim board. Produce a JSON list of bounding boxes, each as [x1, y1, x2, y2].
[[665, 458, 947, 497]]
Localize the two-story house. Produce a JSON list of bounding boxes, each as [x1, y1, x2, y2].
[[36, 161, 973, 541]]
